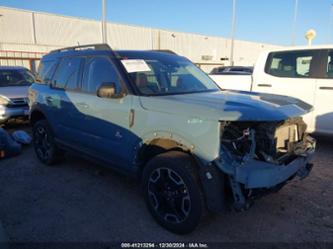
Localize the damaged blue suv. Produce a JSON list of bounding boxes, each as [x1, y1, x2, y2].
[[29, 44, 316, 234]]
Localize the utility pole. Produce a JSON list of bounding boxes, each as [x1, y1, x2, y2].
[[102, 0, 107, 43], [328, 4, 333, 43], [0, 14, 3, 50], [230, 0, 236, 66], [291, 0, 298, 45]]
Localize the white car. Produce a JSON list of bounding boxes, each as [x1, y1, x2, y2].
[[210, 45, 333, 135]]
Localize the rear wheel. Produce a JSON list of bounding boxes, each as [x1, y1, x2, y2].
[[32, 119, 63, 165], [142, 151, 204, 234]]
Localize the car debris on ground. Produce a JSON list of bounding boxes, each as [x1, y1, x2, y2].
[[0, 127, 31, 159]]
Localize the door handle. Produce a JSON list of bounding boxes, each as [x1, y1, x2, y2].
[[319, 86, 333, 90], [257, 84, 272, 87], [45, 96, 54, 103]]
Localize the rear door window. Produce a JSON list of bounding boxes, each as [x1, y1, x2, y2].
[[51, 57, 83, 90], [326, 50, 333, 79], [265, 50, 318, 78]]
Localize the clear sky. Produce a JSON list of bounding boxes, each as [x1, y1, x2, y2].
[[0, 0, 332, 46]]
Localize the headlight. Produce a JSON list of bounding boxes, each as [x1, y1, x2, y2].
[[0, 95, 11, 106]]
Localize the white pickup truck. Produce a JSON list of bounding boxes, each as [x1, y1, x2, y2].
[[210, 45, 333, 135]]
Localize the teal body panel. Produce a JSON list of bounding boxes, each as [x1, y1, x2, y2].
[[29, 83, 313, 167]]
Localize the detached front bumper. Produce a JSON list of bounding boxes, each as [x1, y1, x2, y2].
[[0, 105, 29, 123], [232, 152, 314, 189], [209, 134, 316, 211], [216, 135, 316, 189]]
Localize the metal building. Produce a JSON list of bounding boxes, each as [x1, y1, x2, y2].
[[0, 6, 282, 72]]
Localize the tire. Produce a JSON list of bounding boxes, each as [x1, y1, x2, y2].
[[142, 151, 204, 234], [32, 119, 63, 165]]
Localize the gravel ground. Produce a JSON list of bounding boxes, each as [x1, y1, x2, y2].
[[0, 124, 332, 247]]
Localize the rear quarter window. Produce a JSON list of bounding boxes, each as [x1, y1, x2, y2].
[[37, 59, 58, 84]]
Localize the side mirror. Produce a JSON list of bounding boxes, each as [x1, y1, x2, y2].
[[97, 82, 123, 99]]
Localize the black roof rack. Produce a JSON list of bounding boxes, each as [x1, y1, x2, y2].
[[50, 43, 112, 54]]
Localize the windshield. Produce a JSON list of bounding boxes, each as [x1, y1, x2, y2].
[[0, 69, 35, 87], [119, 52, 220, 96]]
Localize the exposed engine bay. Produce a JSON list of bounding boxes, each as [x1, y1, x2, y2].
[[220, 117, 314, 165], [217, 117, 316, 211]]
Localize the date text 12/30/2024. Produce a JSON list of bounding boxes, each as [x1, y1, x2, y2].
[[120, 242, 209, 248]]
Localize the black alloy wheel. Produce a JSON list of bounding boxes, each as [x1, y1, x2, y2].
[[148, 167, 191, 224], [142, 151, 204, 234], [32, 120, 62, 165]]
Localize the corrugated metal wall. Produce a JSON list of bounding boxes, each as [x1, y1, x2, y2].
[[108, 23, 153, 50], [0, 6, 282, 72], [0, 8, 35, 44], [35, 13, 102, 46]]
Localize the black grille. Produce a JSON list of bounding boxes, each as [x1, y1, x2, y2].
[[8, 98, 28, 107]]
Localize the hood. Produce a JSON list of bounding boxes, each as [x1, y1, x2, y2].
[[139, 90, 313, 121], [0, 86, 29, 99]]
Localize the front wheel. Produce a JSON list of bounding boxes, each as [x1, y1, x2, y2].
[[32, 119, 63, 165], [142, 151, 204, 234]]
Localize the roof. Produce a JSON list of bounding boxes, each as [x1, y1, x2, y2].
[[116, 50, 178, 56], [263, 44, 333, 53], [42, 48, 114, 60], [43, 45, 180, 60]]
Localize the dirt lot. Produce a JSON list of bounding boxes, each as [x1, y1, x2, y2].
[[0, 124, 332, 247]]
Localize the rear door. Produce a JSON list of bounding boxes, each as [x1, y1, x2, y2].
[[252, 50, 320, 132], [48, 56, 84, 141], [313, 49, 333, 134], [35, 58, 59, 126], [67, 55, 135, 168]]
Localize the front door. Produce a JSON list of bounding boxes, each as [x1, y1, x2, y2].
[[313, 49, 333, 135], [252, 49, 321, 132]]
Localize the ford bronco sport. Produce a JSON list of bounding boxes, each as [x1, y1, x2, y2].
[[29, 44, 316, 234]]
